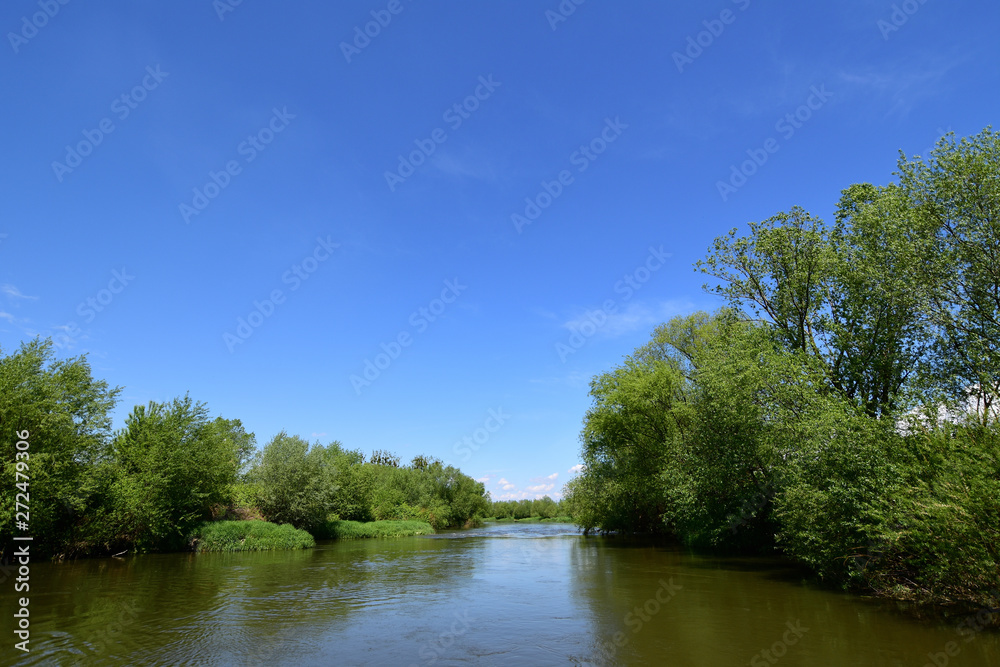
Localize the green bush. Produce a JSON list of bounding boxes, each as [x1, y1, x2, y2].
[[189, 520, 314, 552], [314, 519, 434, 540]]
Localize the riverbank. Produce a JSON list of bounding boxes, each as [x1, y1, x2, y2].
[[314, 519, 435, 540]]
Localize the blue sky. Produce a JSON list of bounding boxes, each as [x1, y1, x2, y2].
[[1, 1, 997, 500]]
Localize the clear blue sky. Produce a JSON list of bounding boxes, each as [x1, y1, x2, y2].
[[2, 1, 998, 500]]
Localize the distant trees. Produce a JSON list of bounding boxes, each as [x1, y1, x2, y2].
[[572, 128, 1000, 608], [488, 496, 569, 520]]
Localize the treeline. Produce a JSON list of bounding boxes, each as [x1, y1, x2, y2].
[[0, 340, 489, 559], [488, 496, 571, 520], [566, 128, 1000, 610]]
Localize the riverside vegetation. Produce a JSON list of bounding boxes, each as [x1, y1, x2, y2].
[[0, 351, 489, 559], [564, 128, 1000, 616]]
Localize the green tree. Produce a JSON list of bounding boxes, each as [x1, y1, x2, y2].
[[98, 396, 244, 552], [0, 339, 120, 558], [576, 342, 688, 533], [248, 433, 340, 531], [898, 128, 1000, 417]]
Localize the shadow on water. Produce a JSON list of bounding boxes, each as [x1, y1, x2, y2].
[[8, 523, 1000, 666]]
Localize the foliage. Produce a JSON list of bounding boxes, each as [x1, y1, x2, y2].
[[315, 519, 434, 540], [488, 496, 571, 522], [189, 520, 314, 552], [247, 433, 340, 532], [0, 339, 120, 559], [0, 340, 488, 559], [95, 397, 250, 553], [573, 127, 1000, 608]]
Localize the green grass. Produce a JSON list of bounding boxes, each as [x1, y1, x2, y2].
[[189, 520, 315, 553], [315, 520, 435, 540]]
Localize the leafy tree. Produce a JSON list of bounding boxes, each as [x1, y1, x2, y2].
[[824, 183, 933, 417], [97, 396, 245, 552], [248, 433, 340, 531], [0, 339, 120, 558], [575, 340, 688, 533], [898, 128, 1000, 417], [696, 207, 831, 356]]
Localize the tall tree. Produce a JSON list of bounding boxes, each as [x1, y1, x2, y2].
[[825, 183, 933, 416], [0, 339, 120, 558], [898, 128, 1000, 419]]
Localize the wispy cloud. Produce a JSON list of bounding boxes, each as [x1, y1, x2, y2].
[[837, 54, 967, 118], [568, 464, 584, 474], [560, 299, 694, 340], [1, 284, 38, 300]]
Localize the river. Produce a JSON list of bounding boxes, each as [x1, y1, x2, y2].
[[8, 522, 999, 666]]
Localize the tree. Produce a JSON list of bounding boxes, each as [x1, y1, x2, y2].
[[248, 433, 340, 531], [898, 128, 1000, 418], [576, 343, 688, 533], [0, 339, 120, 558], [824, 183, 933, 416], [100, 396, 245, 552], [696, 207, 832, 356]]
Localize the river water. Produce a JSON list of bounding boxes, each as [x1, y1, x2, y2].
[[8, 522, 999, 666]]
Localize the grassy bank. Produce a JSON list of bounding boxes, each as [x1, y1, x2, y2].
[[316, 520, 435, 540], [188, 520, 315, 553]]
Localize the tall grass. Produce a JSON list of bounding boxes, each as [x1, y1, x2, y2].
[[189, 520, 315, 552], [315, 520, 434, 540]]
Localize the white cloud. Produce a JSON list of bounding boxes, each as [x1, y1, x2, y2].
[[0, 311, 14, 322], [1, 284, 37, 300], [497, 477, 516, 491], [525, 483, 555, 494], [546, 472, 558, 480], [568, 464, 584, 474]]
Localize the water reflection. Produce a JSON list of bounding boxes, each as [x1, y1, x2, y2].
[[8, 524, 999, 666]]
